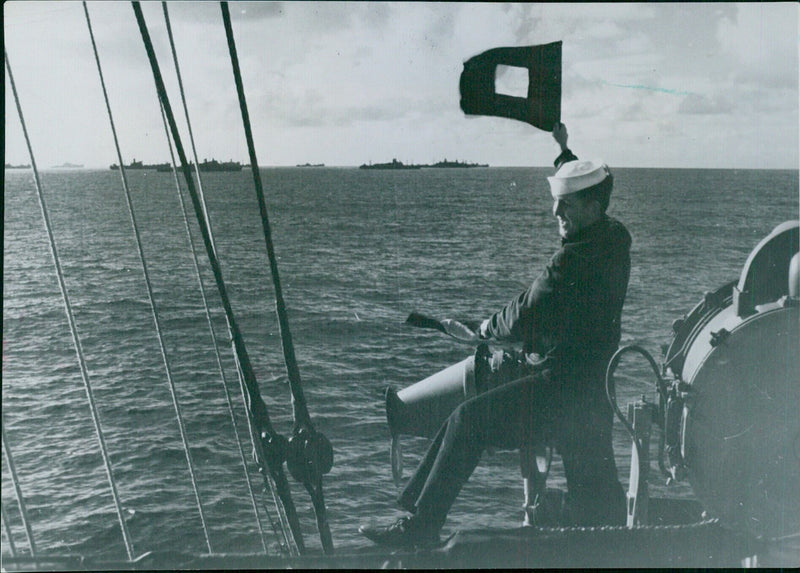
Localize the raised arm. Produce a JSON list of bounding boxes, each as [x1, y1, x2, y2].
[[553, 121, 569, 152], [552, 122, 578, 169]]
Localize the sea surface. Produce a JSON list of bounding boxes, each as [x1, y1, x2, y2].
[[2, 166, 798, 560]]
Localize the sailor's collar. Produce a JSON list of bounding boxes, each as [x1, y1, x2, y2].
[[561, 215, 611, 245]]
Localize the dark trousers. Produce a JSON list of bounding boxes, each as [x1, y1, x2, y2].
[[397, 372, 626, 530]]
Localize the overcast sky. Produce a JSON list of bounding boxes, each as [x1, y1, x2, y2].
[[4, 2, 798, 169]]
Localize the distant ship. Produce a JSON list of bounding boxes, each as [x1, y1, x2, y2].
[[197, 159, 243, 172], [296, 163, 325, 168], [5, 163, 31, 169], [429, 158, 488, 168], [156, 159, 244, 172], [359, 158, 421, 170], [53, 162, 85, 169], [110, 159, 169, 171]]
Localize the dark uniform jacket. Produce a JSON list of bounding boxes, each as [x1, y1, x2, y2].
[[483, 149, 632, 394]]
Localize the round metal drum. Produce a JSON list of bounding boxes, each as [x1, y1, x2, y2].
[[681, 302, 800, 539]]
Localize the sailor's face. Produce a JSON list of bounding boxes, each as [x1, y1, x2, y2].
[[552, 194, 597, 239]]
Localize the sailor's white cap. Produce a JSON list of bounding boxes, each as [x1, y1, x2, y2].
[[547, 159, 610, 198]]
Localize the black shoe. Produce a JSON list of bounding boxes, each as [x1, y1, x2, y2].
[[359, 516, 439, 548]]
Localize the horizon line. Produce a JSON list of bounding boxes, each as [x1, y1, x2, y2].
[[6, 163, 799, 171]]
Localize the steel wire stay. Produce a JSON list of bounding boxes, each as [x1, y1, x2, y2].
[[83, 1, 213, 554], [4, 47, 135, 561], [5, 2, 333, 560], [1, 502, 20, 558], [2, 419, 38, 559], [220, 1, 334, 555], [157, 100, 285, 555], [130, 0, 305, 555], [160, 1, 280, 554]]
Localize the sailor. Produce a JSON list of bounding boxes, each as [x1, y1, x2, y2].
[[360, 123, 631, 547]]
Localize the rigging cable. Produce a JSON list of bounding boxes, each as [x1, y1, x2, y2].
[[130, 0, 305, 555], [156, 102, 286, 555], [1, 502, 20, 558], [1, 418, 37, 558], [220, 1, 334, 554], [4, 49, 135, 561], [160, 2, 216, 249], [159, 1, 278, 554], [82, 1, 213, 554]]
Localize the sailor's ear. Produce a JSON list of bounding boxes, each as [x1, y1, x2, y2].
[[586, 197, 603, 218]]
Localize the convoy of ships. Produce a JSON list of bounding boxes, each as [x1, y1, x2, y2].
[[109, 158, 245, 172], [359, 158, 489, 170], [8, 159, 488, 171], [109, 158, 489, 170]]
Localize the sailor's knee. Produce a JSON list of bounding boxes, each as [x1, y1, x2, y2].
[[448, 400, 471, 426], [447, 398, 486, 433]]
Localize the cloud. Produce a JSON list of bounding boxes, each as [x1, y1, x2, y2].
[[154, 1, 285, 25], [734, 67, 798, 92], [678, 93, 734, 115], [4, 2, 796, 169], [717, 3, 797, 76], [230, 1, 392, 40]]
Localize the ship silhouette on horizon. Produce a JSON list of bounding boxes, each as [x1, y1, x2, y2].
[[359, 158, 488, 170], [110, 158, 245, 172]]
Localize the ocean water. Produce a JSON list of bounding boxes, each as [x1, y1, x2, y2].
[[2, 166, 798, 559]]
